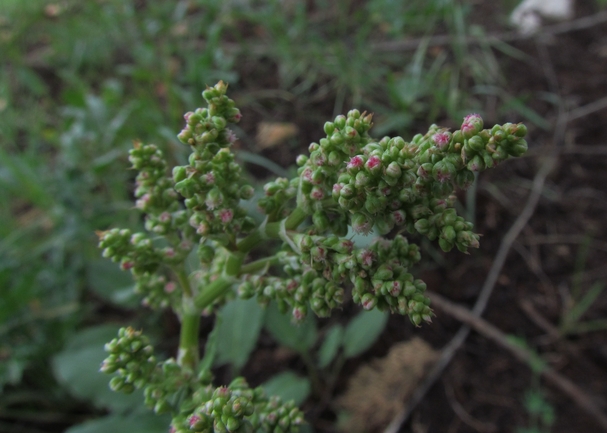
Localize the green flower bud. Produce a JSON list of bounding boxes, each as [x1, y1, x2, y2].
[[508, 139, 528, 157], [414, 218, 429, 235], [328, 151, 341, 166], [375, 215, 394, 235], [312, 211, 330, 231], [455, 170, 475, 189], [417, 163, 433, 179], [466, 155, 484, 172], [385, 161, 401, 179], [324, 121, 335, 135], [513, 123, 527, 137], [197, 244, 214, 263], [239, 185, 254, 200], [351, 213, 372, 234], [432, 160, 456, 183], [355, 171, 371, 188], [174, 178, 197, 198], [296, 154, 308, 166], [334, 115, 346, 129], [438, 238, 453, 252], [374, 264, 393, 281], [467, 135, 485, 153], [364, 195, 383, 214], [360, 293, 377, 310], [172, 166, 187, 183]]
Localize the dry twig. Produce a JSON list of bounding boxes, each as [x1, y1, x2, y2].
[[428, 292, 607, 431]]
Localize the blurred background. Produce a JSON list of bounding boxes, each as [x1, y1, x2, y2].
[[1, 1, 607, 432]]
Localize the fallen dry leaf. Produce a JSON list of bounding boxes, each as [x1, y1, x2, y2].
[[256, 122, 299, 149], [337, 338, 438, 433]]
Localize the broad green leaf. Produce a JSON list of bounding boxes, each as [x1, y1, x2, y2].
[[264, 302, 317, 354], [214, 298, 265, 371], [199, 316, 221, 373], [343, 309, 388, 359], [86, 259, 137, 308], [52, 324, 142, 412], [262, 371, 311, 406], [317, 324, 344, 368], [65, 412, 171, 433]]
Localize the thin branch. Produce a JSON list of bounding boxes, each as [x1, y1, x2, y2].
[[428, 292, 607, 431], [372, 11, 607, 52]]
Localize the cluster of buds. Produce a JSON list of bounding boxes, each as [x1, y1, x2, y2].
[[135, 273, 180, 310], [142, 358, 204, 414], [458, 115, 528, 171], [294, 110, 374, 233], [99, 228, 163, 275], [98, 81, 528, 432], [348, 236, 431, 326], [130, 142, 186, 239], [258, 177, 298, 221], [100, 327, 157, 394], [238, 254, 345, 321], [238, 234, 429, 326], [174, 81, 255, 239], [171, 378, 304, 433]]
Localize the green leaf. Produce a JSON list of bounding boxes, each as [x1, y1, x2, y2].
[[65, 412, 171, 433], [52, 325, 142, 412], [86, 259, 137, 308], [214, 298, 265, 371], [261, 371, 311, 406], [264, 302, 317, 354], [343, 309, 388, 359], [562, 281, 605, 330], [317, 324, 344, 368], [199, 316, 221, 374]]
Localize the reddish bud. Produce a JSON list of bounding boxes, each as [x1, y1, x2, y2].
[[347, 156, 365, 172], [432, 132, 451, 149], [219, 209, 233, 224]]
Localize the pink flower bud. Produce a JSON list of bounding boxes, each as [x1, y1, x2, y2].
[[392, 210, 406, 225], [347, 155, 364, 172], [159, 212, 171, 223], [432, 132, 451, 149], [292, 305, 307, 322], [365, 155, 381, 173], [310, 186, 325, 200], [188, 415, 201, 429], [219, 209, 233, 224], [121, 261, 134, 270], [361, 293, 377, 310], [164, 282, 176, 293]]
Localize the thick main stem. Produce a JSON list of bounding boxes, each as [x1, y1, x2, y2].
[[180, 207, 307, 365], [237, 206, 307, 253]]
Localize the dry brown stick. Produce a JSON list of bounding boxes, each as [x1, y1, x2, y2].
[[372, 10, 607, 52], [383, 155, 558, 433], [428, 291, 607, 431]]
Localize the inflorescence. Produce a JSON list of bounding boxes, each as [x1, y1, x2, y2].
[[98, 81, 527, 432]]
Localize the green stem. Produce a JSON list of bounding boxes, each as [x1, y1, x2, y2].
[[194, 251, 245, 310], [237, 206, 307, 253], [178, 306, 201, 370], [240, 256, 279, 274], [174, 267, 200, 370]]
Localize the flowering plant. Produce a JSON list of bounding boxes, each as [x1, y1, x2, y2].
[[97, 81, 527, 432]]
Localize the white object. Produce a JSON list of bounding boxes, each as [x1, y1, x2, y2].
[[510, 0, 574, 35]]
